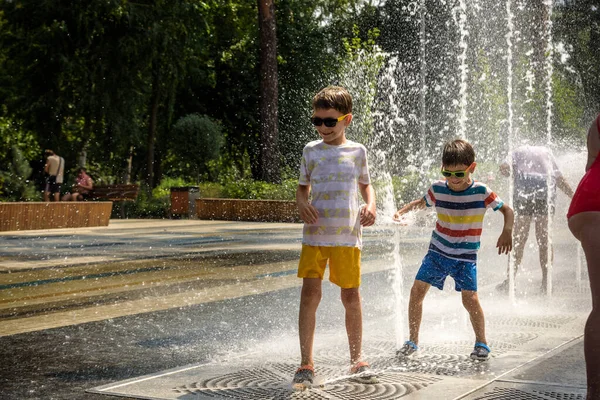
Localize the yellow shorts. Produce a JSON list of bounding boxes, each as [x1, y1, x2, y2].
[[298, 245, 361, 288]]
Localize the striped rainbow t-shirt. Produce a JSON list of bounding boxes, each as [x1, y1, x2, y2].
[[424, 180, 504, 262]]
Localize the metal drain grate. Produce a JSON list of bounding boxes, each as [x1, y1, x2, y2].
[[488, 316, 575, 329], [172, 367, 441, 400], [470, 387, 585, 400], [461, 380, 588, 400], [533, 390, 586, 399]]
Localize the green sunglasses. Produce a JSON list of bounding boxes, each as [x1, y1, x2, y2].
[[441, 169, 468, 178]]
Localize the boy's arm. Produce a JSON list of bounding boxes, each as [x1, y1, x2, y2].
[[393, 198, 426, 221], [359, 182, 376, 227], [296, 184, 318, 224], [496, 203, 514, 255]]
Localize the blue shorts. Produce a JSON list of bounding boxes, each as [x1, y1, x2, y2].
[[415, 251, 477, 292]]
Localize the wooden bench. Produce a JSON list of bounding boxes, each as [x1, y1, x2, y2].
[[90, 184, 140, 201]]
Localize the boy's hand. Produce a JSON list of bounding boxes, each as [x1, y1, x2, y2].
[[298, 201, 319, 224], [393, 210, 407, 224], [360, 204, 376, 227], [496, 229, 513, 255]]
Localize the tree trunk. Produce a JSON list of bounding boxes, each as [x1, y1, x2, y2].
[[78, 115, 92, 168], [257, 0, 280, 183], [124, 146, 134, 185], [146, 66, 161, 193]]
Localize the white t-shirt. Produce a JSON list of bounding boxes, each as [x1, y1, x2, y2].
[[298, 140, 371, 248], [46, 155, 65, 184], [507, 145, 561, 198]]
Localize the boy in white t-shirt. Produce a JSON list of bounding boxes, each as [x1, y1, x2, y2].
[[293, 86, 377, 389]]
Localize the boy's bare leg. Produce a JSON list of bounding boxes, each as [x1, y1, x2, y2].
[[461, 290, 486, 344], [569, 213, 600, 399], [299, 278, 322, 366], [408, 280, 431, 345], [44, 191, 50, 202], [341, 287, 362, 364], [534, 215, 552, 289]]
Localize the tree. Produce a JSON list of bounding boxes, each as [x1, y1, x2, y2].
[[257, 0, 279, 183], [555, 0, 600, 119], [167, 114, 224, 181]]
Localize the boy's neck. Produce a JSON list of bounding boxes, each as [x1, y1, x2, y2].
[[323, 132, 347, 146]]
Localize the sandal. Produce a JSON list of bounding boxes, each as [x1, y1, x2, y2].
[[292, 365, 314, 390], [397, 340, 419, 357], [470, 342, 491, 361], [350, 361, 379, 384]]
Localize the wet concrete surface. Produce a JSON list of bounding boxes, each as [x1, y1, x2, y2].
[[0, 219, 591, 399]]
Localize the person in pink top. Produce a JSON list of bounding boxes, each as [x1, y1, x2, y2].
[[568, 114, 600, 399], [62, 168, 94, 201]]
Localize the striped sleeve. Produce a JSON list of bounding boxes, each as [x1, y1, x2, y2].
[[483, 185, 503, 211], [424, 184, 436, 207]]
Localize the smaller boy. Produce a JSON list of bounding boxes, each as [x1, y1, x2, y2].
[[293, 86, 377, 389], [394, 139, 513, 361]]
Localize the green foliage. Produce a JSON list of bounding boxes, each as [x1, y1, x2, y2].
[[0, 0, 594, 205], [197, 182, 224, 198], [340, 24, 385, 145], [166, 114, 224, 180], [0, 146, 39, 201], [555, 1, 600, 116], [0, 118, 39, 167], [221, 178, 297, 201], [390, 172, 423, 206], [120, 180, 175, 219], [119, 174, 297, 218], [552, 72, 586, 141]]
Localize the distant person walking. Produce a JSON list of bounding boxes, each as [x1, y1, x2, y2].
[[567, 114, 600, 400], [43, 150, 65, 202], [62, 168, 94, 201], [496, 145, 573, 293]]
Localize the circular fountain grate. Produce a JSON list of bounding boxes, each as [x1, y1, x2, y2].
[[172, 365, 441, 399]]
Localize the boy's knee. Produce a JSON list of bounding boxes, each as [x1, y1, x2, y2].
[[461, 291, 479, 306], [301, 284, 322, 306], [410, 282, 429, 300], [341, 288, 361, 308]]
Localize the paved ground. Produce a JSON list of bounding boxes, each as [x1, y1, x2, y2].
[[0, 218, 591, 399]]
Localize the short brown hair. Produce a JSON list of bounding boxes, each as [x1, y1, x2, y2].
[[442, 139, 475, 166], [312, 86, 352, 114]]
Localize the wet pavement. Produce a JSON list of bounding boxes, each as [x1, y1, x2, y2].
[[0, 218, 590, 399]]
